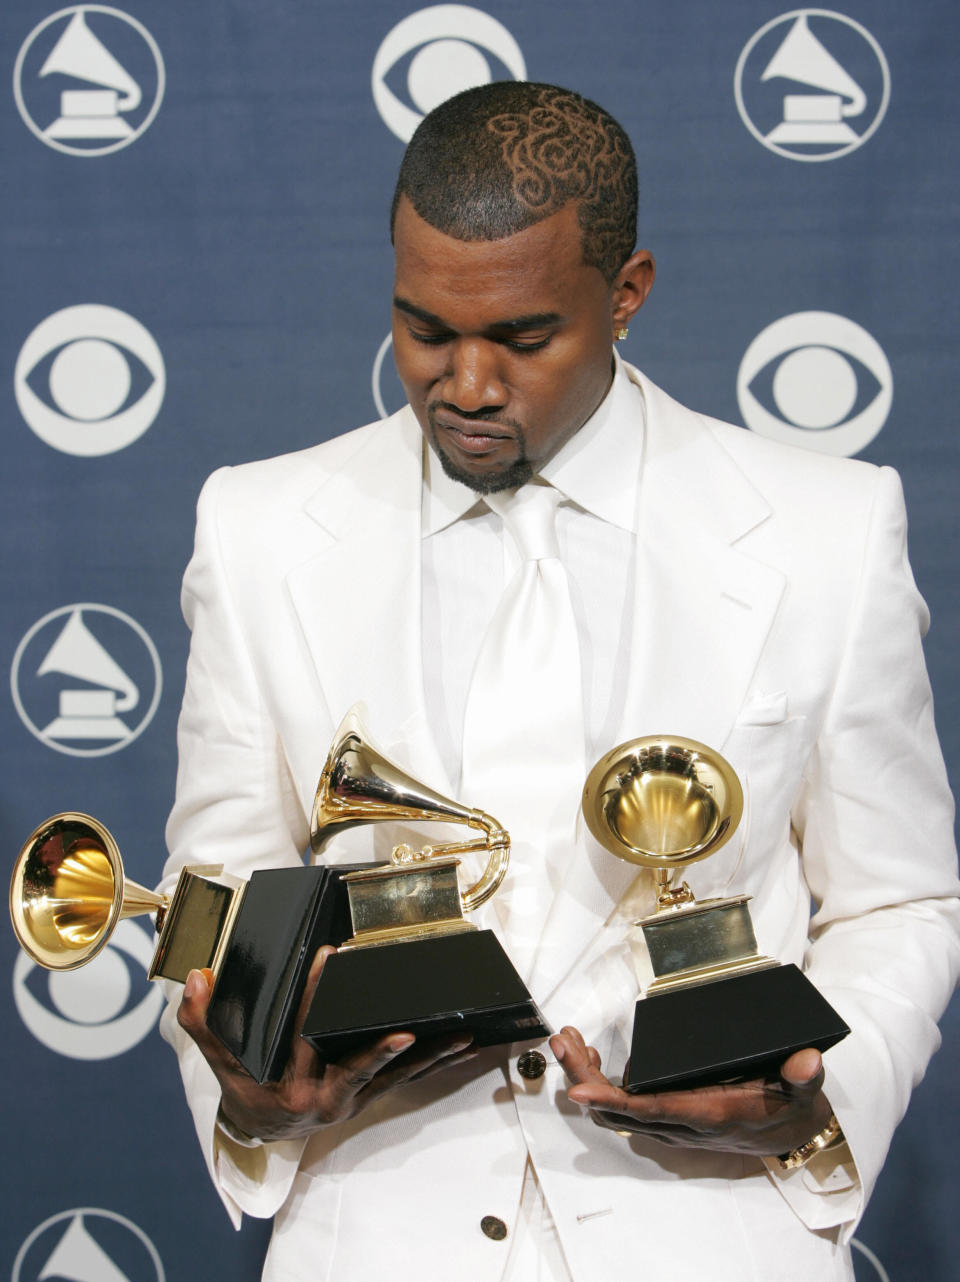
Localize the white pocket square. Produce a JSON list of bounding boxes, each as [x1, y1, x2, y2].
[[738, 690, 789, 725]]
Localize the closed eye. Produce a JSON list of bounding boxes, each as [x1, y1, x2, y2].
[[407, 327, 453, 345], [501, 335, 551, 352]]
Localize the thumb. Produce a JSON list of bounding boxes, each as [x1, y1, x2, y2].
[[780, 1047, 824, 1094], [177, 966, 214, 1038]]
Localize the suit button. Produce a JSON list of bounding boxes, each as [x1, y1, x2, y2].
[[481, 1216, 508, 1241], [517, 1049, 547, 1080]]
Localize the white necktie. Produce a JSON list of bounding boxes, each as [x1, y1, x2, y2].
[[459, 483, 586, 980]]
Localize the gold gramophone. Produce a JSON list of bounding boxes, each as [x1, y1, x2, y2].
[[10, 812, 243, 982], [9, 709, 547, 1080], [299, 709, 548, 1059], [308, 707, 510, 946], [583, 735, 848, 1092]]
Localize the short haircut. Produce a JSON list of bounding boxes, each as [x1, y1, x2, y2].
[[391, 82, 638, 282]]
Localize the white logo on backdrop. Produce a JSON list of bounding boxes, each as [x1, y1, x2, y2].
[[13, 1208, 165, 1282], [11, 604, 163, 757], [372, 4, 526, 142], [850, 1238, 891, 1282], [734, 10, 890, 161], [372, 332, 408, 419], [737, 312, 892, 456], [15, 305, 165, 456], [14, 6, 165, 157], [13, 920, 163, 1059]]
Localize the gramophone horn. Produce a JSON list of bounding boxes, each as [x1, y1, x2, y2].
[[582, 735, 743, 870], [310, 707, 509, 913], [10, 812, 165, 970]]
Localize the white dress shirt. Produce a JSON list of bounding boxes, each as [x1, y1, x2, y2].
[[421, 353, 646, 793]]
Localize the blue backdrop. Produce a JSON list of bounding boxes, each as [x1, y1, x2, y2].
[[2, 4, 957, 1280]]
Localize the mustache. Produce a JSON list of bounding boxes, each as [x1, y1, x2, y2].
[[428, 401, 523, 432]]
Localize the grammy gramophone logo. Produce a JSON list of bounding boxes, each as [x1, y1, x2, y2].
[[12, 1208, 165, 1282], [11, 604, 162, 757], [735, 10, 890, 161], [14, 6, 165, 157]]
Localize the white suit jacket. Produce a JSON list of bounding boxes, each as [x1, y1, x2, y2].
[[160, 364, 959, 1282]]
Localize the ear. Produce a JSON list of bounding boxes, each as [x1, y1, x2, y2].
[[610, 250, 655, 336]]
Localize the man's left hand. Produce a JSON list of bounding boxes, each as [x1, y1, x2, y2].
[[549, 1025, 832, 1157]]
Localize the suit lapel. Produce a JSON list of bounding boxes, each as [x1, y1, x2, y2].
[[624, 374, 785, 753], [531, 368, 786, 1005], [284, 409, 448, 790]]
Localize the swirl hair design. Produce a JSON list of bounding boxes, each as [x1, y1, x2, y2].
[[391, 82, 638, 282]]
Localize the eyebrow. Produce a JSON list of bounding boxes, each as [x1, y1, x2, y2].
[[393, 296, 563, 331]]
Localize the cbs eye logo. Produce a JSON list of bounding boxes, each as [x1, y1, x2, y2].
[[15, 304, 165, 456], [13, 918, 164, 1060], [372, 4, 526, 142], [372, 332, 407, 419], [850, 1239, 890, 1282], [737, 312, 892, 456]]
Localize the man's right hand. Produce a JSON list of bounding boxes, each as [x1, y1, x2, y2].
[[177, 945, 476, 1142]]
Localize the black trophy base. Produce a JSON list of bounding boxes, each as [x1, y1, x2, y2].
[[301, 928, 550, 1061], [206, 863, 373, 1084], [626, 963, 850, 1093]]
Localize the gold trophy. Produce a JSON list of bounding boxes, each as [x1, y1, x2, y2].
[[9, 709, 547, 1080], [298, 709, 549, 1058], [583, 735, 848, 1092], [9, 812, 243, 981]]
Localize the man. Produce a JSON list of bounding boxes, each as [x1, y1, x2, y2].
[[160, 83, 959, 1281]]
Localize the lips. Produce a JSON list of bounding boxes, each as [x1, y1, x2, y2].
[[432, 413, 514, 456]]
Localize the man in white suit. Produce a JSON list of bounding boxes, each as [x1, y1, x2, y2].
[[161, 83, 959, 1280]]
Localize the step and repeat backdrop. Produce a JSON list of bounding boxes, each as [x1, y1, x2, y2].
[[2, 3, 957, 1280]]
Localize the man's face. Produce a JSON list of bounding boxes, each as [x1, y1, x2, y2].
[[392, 197, 621, 493]]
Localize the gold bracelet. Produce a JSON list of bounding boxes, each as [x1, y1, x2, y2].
[[777, 1114, 844, 1171]]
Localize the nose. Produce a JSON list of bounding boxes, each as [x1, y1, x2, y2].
[[442, 338, 506, 413]]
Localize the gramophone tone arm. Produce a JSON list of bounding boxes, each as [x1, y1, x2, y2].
[[459, 815, 510, 913], [388, 809, 510, 914]]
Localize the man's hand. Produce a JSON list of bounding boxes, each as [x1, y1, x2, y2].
[[549, 1025, 832, 1158], [178, 945, 475, 1142]]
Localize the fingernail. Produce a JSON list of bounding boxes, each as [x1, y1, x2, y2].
[[450, 1037, 473, 1053], [552, 1043, 564, 1061], [184, 970, 202, 999], [388, 1034, 415, 1053]]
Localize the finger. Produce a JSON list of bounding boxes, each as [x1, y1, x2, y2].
[[404, 1041, 479, 1083], [341, 1031, 418, 1084], [780, 1048, 824, 1094], [550, 1026, 607, 1087], [355, 1032, 474, 1096], [589, 1116, 717, 1147], [286, 945, 338, 1080], [177, 967, 212, 1028], [177, 968, 255, 1079], [570, 1077, 770, 1130], [567, 1079, 636, 1113], [177, 967, 216, 1047]]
